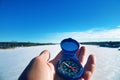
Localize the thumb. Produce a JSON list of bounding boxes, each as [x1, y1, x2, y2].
[[39, 50, 50, 61]]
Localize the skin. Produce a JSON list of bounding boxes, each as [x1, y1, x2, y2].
[[19, 46, 96, 80]]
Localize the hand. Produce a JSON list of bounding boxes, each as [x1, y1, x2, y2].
[[18, 46, 96, 80]]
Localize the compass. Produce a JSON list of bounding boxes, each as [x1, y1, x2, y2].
[[56, 38, 84, 80]]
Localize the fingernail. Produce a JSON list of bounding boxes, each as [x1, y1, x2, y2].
[[40, 50, 49, 55], [40, 50, 50, 61]]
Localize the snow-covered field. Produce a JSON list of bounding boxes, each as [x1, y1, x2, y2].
[[0, 45, 120, 80]]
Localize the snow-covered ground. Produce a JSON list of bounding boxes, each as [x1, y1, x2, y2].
[[0, 45, 120, 80]]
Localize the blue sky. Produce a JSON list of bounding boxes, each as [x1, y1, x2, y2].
[[0, 0, 120, 43]]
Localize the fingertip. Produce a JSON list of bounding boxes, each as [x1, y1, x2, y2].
[[40, 50, 49, 55], [88, 54, 96, 65], [79, 46, 86, 53], [80, 46, 86, 49], [39, 50, 50, 61], [79, 46, 86, 56]]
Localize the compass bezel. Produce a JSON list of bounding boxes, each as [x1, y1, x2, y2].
[[56, 58, 84, 80]]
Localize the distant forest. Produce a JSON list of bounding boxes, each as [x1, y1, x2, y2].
[[0, 42, 55, 49], [81, 41, 120, 48], [0, 41, 120, 49]]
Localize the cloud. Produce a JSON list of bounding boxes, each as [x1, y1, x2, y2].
[[50, 26, 120, 42], [117, 25, 120, 28]]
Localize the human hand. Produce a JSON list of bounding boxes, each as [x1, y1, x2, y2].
[[18, 46, 96, 80]]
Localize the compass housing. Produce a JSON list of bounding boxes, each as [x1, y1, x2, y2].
[[56, 38, 84, 80]]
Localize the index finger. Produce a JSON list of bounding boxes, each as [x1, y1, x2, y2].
[[76, 46, 86, 65]]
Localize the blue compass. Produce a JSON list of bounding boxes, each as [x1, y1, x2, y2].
[[56, 38, 84, 80]]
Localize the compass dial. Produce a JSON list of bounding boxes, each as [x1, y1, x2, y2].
[[57, 58, 83, 78]]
